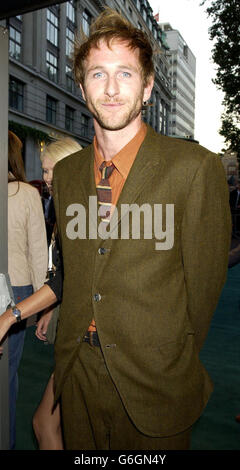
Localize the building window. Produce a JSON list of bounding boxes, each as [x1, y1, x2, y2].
[[46, 51, 58, 83], [66, 27, 74, 57], [46, 95, 57, 125], [183, 45, 189, 60], [47, 8, 59, 47], [9, 77, 24, 112], [66, 1, 75, 24], [65, 105, 74, 131], [147, 17, 152, 30], [9, 26, 21, 60], [66, 65, 74, 93], [82, 10, 92, 36], [142, 8, 147, 22], [81, 114, 89, 137]]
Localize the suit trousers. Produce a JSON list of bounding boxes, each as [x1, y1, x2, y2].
[[60, 341, 192, 450]]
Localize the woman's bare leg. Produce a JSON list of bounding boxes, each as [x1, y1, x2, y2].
[[33, 373, 63, 450]]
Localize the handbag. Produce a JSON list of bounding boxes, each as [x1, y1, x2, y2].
[[45, 229, 60, 344]]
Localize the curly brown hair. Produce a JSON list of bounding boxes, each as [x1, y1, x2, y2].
[[73, 8, 155, 88]]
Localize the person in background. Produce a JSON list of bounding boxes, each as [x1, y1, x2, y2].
[[229, 180, 240, 238], [35, 137, 82, 339], [229, 180, 240, 211], [33, 136, 82, 450], [7, 131, 48, 449], [30, 179, 54, 245]]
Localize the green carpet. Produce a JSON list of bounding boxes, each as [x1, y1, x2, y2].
[[15, 264, 240, 450], [191, 263, 240, 450]]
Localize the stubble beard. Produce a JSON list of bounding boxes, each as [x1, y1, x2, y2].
[[85, 91, 144, 131]]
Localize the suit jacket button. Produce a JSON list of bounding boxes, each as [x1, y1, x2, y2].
[[94, 293, 101, 302], [98, 247, 107, 255]]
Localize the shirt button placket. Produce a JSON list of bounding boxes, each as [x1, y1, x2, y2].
[[93, 293, 101, 302]]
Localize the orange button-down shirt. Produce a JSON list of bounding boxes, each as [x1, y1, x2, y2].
[[88, 122, 147, 331]]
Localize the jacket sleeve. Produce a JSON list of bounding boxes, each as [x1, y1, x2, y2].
[[45, 166, 63, 302], [27, 187, 48, 291], [181, 152, 232, 351]]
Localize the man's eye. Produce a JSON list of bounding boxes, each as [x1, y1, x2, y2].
[[93, 72, 104, 78], [120, 72, 131, 78]]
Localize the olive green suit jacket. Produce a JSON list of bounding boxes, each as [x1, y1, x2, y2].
[[53, 125, 231, 437]]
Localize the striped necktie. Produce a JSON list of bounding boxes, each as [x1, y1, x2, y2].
[[96, 161, 115, 224]]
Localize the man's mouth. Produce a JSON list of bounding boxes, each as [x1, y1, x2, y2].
[[102, 102, 123, 106]]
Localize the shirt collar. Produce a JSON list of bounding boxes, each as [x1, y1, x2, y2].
[[93, 122, 147, 179]]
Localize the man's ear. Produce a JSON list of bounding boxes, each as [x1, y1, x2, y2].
[[80, 83, 86, 101], [143, 74, 154, 102]]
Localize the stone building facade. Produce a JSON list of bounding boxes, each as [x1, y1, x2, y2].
[[8, 1, 173, 179], [160, 23, 196, 140]]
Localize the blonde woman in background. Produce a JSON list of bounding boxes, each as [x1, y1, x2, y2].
[[32, 136, 82, 450], [7, 131, 48, 449], [36, 137, 82, 341]]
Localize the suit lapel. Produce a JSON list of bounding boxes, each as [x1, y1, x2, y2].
[[109, 125, 166, 236], [75, 144, 100, 234], [77, 144, 96, 204]]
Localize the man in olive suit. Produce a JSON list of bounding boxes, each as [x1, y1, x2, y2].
[[52, 9, 231, 449]]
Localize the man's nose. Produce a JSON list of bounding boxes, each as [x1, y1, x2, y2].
[[104, 76, 120, 97]]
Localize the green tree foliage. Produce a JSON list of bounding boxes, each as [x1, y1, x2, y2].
[[201, 0, 240, 156]]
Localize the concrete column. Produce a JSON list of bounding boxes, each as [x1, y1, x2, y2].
[[32, 10, 42, 73], [0, 22, 10, 450], [77, 0, 84, 23], [40, 9, 47, 76], [58, 100, 65, 129], [59, 3, 66, 87], [25, 136, 42, 181], [22, 12, 33, 68]]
